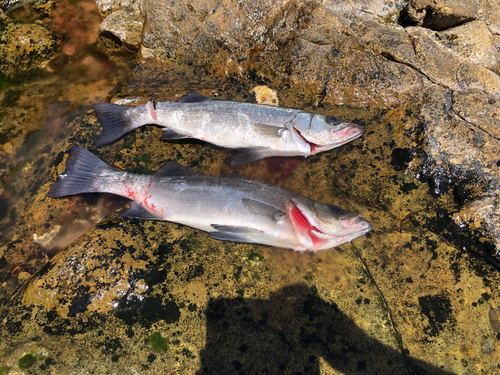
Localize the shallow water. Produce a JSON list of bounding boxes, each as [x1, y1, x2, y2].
[[1, 2, 500, 374]]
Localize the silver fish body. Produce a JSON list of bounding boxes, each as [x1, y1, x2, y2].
[[92, 92, 365, 164], [47, 147, 372, 251]]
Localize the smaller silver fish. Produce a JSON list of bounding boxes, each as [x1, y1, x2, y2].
[[47, 147, 372, 251], [92, 92, 365, 164]]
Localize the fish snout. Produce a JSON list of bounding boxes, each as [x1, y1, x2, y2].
[[333, 123, 365, 140], [340, 215, 372, 233]]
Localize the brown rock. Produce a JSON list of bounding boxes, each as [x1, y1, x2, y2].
[[95, 0, 136, 17], [437, 20, 500, 70], [479, 0, 500, 35], [98, 4, 144, 50], [403, 0, 478, 30], [406, 85, 500, 253], [406, 27, 500, 96], [350, 21, 420, 69], [322, 0, 406, 23]]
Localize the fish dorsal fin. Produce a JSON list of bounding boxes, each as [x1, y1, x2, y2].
[[175, 92, 213, 103], [154, 161, 203, 177], [242, 198, 285, 222], [121, 202, 163, 220]]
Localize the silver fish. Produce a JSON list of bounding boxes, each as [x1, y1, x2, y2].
[[47, 147, 372, 252], [92, 92, 365, 164]]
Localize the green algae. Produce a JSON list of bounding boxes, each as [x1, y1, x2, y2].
[[18, 352, 35, 369], [0, 366, 9, 375], [244, 251, 264, 265], [383, 11, 399, 24], [149, 332, 170, 352]]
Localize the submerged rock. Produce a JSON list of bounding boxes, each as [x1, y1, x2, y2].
[[0, 24, 58, 77], [2, 0, 500, 373]]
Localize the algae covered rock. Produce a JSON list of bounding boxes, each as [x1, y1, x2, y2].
[[0, 24, 58, 77]]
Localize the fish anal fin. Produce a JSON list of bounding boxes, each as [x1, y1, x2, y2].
[[121, 202, 163, 220], [231, 147, 271, 166], [175, 92, 213, 103], [161, 128, 190, 140], [242, 198, 285, 222], [154, 161, 203, 177]]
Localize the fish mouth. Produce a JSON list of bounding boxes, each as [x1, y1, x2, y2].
[[294, 124, 365, 155]]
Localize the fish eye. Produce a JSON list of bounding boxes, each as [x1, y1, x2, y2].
[[327, 204, 348, 215], [326, 116, 340, 125]]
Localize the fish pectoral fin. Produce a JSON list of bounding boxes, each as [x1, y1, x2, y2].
[[161, 128, 190, 140], [253, 123, 287, 137], [121, 203, 163, 220], [155, 161, 203, 177], [231, 147, 271, 165], [208, 224, 263, 243], [175, 92, 213, 103], [211, 224, 263, 233], [242, 198, 285, 222]]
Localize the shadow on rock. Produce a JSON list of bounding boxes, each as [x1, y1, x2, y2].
[[197, 283, 453, 375]]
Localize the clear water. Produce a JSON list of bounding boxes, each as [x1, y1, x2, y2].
[[0, 1, 499, 374]]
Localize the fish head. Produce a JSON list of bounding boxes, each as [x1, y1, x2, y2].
[[286, 199, 372, 251], [292, 113, 365, 154]]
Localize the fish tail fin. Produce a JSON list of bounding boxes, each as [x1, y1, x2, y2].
[[47, 147, 114, 198], [92, 102, 156, 146]]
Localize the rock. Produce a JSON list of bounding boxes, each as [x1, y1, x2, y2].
[[98, 4, 144, 50], [0, 24, 58, 77], [351, 22, 500, 97], [437, 20, 500, 70], [22, 225, 154, 317], [404, 85, 500, 253], [350, 21, 420, 67], [452, 89, 500, 140], [479, 0, 500, 35], [406, 27, 500, 96], [95, 0, 137, 17], [402, 0, 478, 30], [138, 0, 425, 109], [323, 0, 406, 23]]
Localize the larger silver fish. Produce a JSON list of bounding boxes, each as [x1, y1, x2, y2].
[[92, 92, 365, 164], [47, 147, 372, 251]]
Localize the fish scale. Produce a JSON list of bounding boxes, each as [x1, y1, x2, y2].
[[92, 92, 365, 164], [47, 147, 372, 252]]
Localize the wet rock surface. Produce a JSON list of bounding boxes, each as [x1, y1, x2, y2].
[[0, 23, 58, 77], [98, 4, 143, 50], [1, 0, 500, 374]]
